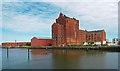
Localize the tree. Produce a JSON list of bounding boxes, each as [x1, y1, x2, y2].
[[88, 42, 94, 46], [26, 42, 31, 46]]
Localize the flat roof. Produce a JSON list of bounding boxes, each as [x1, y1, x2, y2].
[[87, 30, 105, 32], [33, 37, 52, 39]]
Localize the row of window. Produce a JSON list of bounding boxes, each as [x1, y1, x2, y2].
[[86, 35, 101, 38]]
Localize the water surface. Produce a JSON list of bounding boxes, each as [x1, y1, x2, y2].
[[2, 48, 118, 69]]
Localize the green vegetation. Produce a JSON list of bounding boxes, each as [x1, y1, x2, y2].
[[88, 42, 94, 46], [19, 46, 30, 48], [26, 42, 31, 46]]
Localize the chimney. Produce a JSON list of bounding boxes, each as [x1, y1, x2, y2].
[[59, 12, 63, 17]]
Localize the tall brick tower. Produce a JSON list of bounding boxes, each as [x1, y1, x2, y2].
[[52, 13, 80, 47]]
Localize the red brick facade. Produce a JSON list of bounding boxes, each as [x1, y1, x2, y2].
[[52, 13, 80, 47], [31, 37, 52, 47], [86, 30, 106, 45], [52, 13, 106, 46], [79, 30, 87, 45], [118, 41, 120, 45], [2, 42, 28, 47]]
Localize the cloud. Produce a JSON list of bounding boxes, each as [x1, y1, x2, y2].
[[2, 1, 119, 42], [2, 32, 32, 42], [2, 2, 64, 42], [3, 14, 51, 32], [0, 2, 2, 44], [2, 2, 62, 33], [52, 2, 118, 35], [2, 0, 120, 2], [2, 2, 61, 18]]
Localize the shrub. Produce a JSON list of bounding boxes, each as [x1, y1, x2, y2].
[[26, 42, 31, 46]]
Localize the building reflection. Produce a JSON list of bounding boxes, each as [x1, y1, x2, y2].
[[51, 49, 106, 69], [30, 49, 107, 69], [31, 49, 106, 56], [52, 50, 86, 57], [31, 49, 49, 55], [51, 50, 105, 56]]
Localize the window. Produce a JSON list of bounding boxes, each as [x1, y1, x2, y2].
[[117, 39, 118, 41]]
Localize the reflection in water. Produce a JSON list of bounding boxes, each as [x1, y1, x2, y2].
[[52, 50, 86, 57], [51, 50, 86, 69], [2, 48, 118, 69], [0, 48, 2, 70], [51, 50, 106, 69], [31, 49, 49, 55]]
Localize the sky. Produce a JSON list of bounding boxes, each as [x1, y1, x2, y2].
[[1, 0, 119, 43]]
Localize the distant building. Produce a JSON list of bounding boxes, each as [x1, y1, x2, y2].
[[107, 42, 115, 46], [0, 43, 1, 47], [112, 38, 120, 45], [118, 41, 120, 45], [2, 42, 29, 47], [31, 37, 52, 47], [52, 13, 106, 47]]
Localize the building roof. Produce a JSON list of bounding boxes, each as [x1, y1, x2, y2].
[[59, 13, 78, 21], [87, 30, 105, 32], [33, 37, 52, 40], [79, 30, 87, 31]]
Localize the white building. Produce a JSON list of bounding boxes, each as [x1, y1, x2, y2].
[[112, 38, 120, 45]]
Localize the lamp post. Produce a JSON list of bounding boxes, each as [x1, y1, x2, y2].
[[15, 40, 17, 47]]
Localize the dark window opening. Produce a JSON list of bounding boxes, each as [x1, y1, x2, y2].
[[49, 44, 52, 46]]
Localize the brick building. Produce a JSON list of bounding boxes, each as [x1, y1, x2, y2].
[[86, 30, 106, 45], [118, 41, 120, 45], [2, 42, 29, 47], [52, 13, 106, 47], [52, 13, 80, 47], [31, 37, 52, 47], [79, 30, 87, 45]]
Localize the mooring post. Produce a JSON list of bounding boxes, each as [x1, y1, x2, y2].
[[7, 47, 9, 58], [86, 47, 89, 52], [28, 48, 30, 60]]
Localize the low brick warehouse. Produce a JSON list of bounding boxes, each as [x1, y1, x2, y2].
[[2, 42, 29, 47], [31, 37, 52, 47]]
